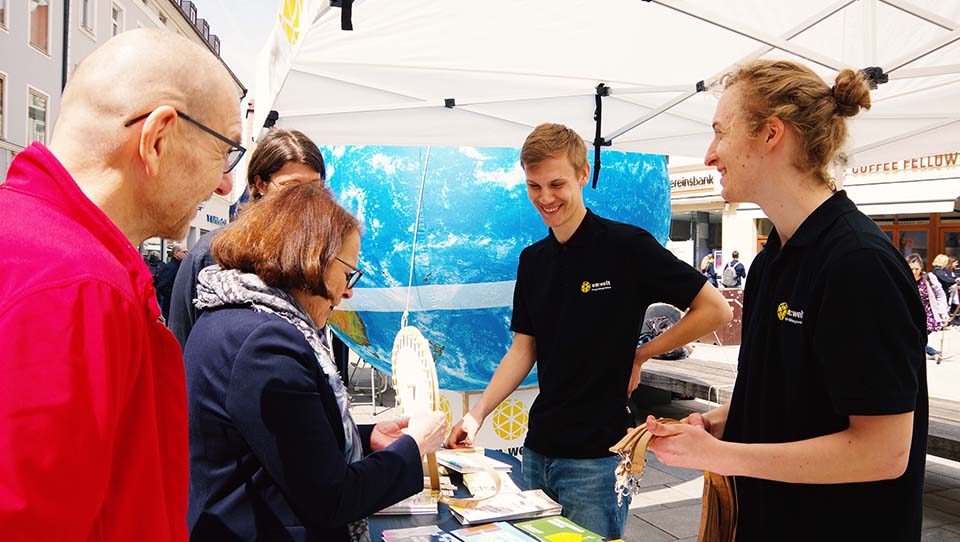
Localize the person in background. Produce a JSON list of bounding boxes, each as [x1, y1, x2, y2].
[[932, 253, 959, 324], [700, 253, 718, 287], [0, 29, 241, 540], [155, 243, 186, 322], [645, 59, 927, 541], [168, 128, 326, 347], [184, 182, 447, 541], [720, 249, 747, 288], [445, 123, 731, 539], [908, 253, 949, 359]]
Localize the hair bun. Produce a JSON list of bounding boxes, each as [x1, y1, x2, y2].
[[832, 69, 872, 117]]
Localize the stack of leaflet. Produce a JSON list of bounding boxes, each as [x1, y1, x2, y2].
[[515, 516, 604, 542], [434, 449, 513, 474], [375, 477, 455, 515], [380, 525, 459, 542], [447, 489, 561, 525], [462, 470, 521, 497], [451, 521, 534, 542]]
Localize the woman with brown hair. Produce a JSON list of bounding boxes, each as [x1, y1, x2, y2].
[[908, 253, 949, 359], [183, 183, 447, 542], [168, 128, 327, 347], [645, 59, 928, 541]]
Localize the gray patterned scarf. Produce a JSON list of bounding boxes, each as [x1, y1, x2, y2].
[[196, 266, 369, 542]]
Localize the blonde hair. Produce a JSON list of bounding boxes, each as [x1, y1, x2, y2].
[[520, 123, 587, 173], [933, 254, 950, 268], [723, 60, 871, 189], [699, 254, 714, 273]]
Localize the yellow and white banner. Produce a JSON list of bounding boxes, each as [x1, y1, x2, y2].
[[439, 387, 539, 460]]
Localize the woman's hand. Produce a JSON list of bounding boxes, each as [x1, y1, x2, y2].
[[403, 411, 448, 456], [370, 418, 409, 451]]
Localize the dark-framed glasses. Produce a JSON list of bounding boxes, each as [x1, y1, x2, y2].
[[124, 110, 246, 173], [335, 256, 364, 289]]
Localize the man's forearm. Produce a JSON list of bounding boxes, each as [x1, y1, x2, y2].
[[636, 284, 731, 363]]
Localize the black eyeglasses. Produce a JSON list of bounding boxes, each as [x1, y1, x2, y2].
[[335, 256, 364, 289], [124, 110, 246, 173]]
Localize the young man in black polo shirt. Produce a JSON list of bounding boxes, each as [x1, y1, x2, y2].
[[446, 123, 731, 539], [646, 60, 928, 541]]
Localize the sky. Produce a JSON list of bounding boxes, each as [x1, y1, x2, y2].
[[189, 0, 281, 92]]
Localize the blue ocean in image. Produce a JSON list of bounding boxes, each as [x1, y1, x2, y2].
[[323, 145, 670, 391]]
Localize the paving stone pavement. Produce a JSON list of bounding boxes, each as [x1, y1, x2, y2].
[[348, 340, 960, 541]]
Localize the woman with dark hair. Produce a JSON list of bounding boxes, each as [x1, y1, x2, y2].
[[168, 128, 327, 346], [183, 183, 447, 541], [644, 59, 928, 541], [908, 253, 949, 359]]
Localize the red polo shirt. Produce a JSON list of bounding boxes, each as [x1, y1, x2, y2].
[[0, 144, 189, 541]]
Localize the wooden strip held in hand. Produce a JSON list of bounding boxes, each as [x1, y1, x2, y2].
[[609, 418, 682, 475]]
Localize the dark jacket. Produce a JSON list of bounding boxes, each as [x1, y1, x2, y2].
[[184, 306, 423, 542], [156, 257, 182, 319], [169, 229, 219, 348]]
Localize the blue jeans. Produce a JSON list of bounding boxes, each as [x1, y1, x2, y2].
[[521, 447, 629, 539]]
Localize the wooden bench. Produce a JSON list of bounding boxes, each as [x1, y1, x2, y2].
[[641, 357, 960, 462]]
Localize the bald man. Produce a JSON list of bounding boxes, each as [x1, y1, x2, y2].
[[0, 30, 241, 540]]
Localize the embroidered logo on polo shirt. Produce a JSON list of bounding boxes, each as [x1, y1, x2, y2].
[[581, 280, 612, 293], [777, 302, 804, 324]]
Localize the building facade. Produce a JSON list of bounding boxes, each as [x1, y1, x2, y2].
[[667, 152, 960, 275], [1, 0, 245, 260]]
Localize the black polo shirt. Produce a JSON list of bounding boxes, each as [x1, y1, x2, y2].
[[725, 191, 928, 541], [512, 209, 706, 458]]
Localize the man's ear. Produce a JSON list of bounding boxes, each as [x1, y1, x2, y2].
[[762, 116, 786, 149], [137, 106, 178, 177], [578, 162, 590, 187]]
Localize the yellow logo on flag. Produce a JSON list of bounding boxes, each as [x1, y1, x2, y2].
[[492, 399, 528, 441], [280, 0, 303, 45], [777, 302, 788, 321]]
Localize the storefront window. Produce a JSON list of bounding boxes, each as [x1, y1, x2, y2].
[[899, 230, 929, 264], [943, 231, 960, 261]]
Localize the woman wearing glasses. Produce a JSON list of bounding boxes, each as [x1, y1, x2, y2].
[[183, 182, 447, 542]]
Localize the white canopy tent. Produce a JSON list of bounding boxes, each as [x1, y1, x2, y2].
[[242, 0, 960, 203]]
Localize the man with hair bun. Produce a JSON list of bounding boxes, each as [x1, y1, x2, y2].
[[646, 60, 928, 541]]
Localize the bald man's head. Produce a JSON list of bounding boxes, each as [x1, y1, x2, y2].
[[49, 29, 240, 243]]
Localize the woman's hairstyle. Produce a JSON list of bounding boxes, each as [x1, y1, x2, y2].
[[906, 253, 925, 268], [699, 254, 714, 272], [722, 60, 871, 189], [933, 254, 949, 268], [246, 128, 326, 200], [212, 182, 360, 298], [520, 123, 587, 173]]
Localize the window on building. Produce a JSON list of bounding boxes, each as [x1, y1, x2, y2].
[[81, 0, 94, 32], [29, 0, 49, 54], [111, 4, 123, 37], [0, 0, 8, 30], [27, 89, 47, 144], [159, 12, 167, 25]]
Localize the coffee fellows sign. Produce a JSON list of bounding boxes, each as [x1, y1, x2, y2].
[[848, 152, 960, 175]]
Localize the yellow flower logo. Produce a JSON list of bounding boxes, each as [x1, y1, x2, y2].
[[438, 394, 453, 428], [581, 281, 591, 293], [280, 0, 303, 46], [492, 399, 528, 441], [777, 302, 788, 321]]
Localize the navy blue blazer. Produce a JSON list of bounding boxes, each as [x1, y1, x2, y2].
[[184, 306, 423, 541]]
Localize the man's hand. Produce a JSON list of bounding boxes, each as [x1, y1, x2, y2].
[[627, 358, 646, 397], [445, 412, 482, 449], [370, 417, 409, 451], [646, 415, 723, 473]]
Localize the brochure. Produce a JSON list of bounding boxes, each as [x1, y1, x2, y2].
[[435, 449, 513, 474], [515, 515, 604, 542], [375, 488, 451, 515], [451, 521, 532, 542], [448, 489, 561, 525], [462, 470, 521, 496]]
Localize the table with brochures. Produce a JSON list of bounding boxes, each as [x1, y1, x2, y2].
[[369, 449, 525, 539]]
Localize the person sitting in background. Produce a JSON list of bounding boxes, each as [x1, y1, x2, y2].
[[908, 253, 949, 359], [168, 128, 326, 347], [183, 182, 447, 541]]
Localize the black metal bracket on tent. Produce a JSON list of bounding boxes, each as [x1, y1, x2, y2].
[[860, 66, 888, 89], [264, 110, 279, 129], [330, 0, 353, 30], [444, 98, 456, 109], [592, 83, 612, 189], [696, 80, 707, 93]]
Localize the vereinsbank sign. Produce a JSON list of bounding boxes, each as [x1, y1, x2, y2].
[[669, 172, 716, 194]]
